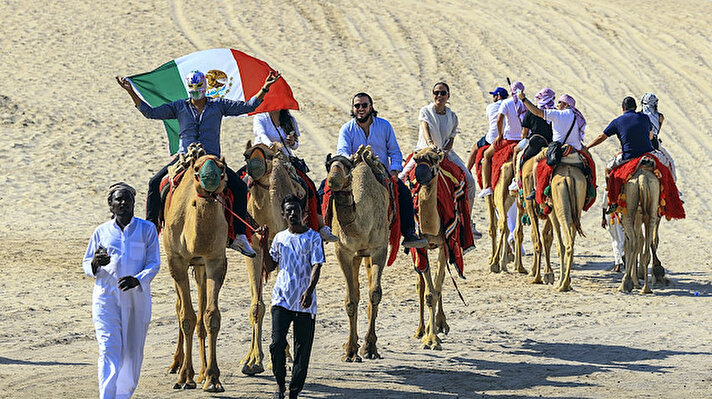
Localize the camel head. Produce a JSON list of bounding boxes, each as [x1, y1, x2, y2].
[[412, 147, 444, 186], [325, 153, 354, 191], [244, 140, 278, 181], [193, 154, 227, 196]]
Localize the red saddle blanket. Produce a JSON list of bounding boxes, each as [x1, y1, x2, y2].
[[535, 147, 597, 212], [491, 140, 519, 188], [159, 171, 235, 240], [607, 153, 684, 220], [404, 155, 474, 277], [321, 175, 401, 266], [474, 144, 489, 189]]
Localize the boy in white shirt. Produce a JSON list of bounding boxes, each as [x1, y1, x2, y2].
[[264, 194, 325, 399]]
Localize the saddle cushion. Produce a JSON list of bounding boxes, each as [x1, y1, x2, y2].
[[474, 144, 490, 189], [535, 147, 597, 212], [490, 140, 519, 188], [607, 152, 684, 220]]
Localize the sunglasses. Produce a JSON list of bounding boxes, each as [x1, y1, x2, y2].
[[353, 102, 370, 109], [433, 90, 449, 96]]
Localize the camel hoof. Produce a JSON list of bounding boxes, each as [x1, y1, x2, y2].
[[490, 263, 500, 273], [543, 273, 555, 285], [652, 264, 665, 281], [641, 287, 653, 294], [557, 284, 572, 292], [435, 320, 450, 335], [530, 278, 543, 284], [241, 363, 265, 376], [618, 279, 634, 293], [341, 353, 362, 363], [516, 267, 528, 274], [183, 381, 197, 390], [421, 334, 442, 350], [203, 381, 224, 393], [412, 328, 425, 339], [167, 363, 181, 374], [360, 342, 381, 360], [173, 383, 182, 390]]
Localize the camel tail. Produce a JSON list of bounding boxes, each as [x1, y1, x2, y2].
[[564, 177, 585, 237]]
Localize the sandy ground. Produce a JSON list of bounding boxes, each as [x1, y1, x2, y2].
[[1, 0, 711, 397]]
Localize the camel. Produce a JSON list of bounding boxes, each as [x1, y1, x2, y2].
[[407, 147, 457, 350], [240, 141, 306, 375], [326, 145, 390, 362], [485, 161, 522, 273], [513, 156, 555, 284], [163, 143, 228, 392], [547, 158, 587, 292], [617, 158, 661, 294]]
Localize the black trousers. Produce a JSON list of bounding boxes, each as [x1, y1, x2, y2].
[[146, 158, 248, 235], [270, 306, 315, 398], [317, 178, 416, 237], [519, 135, 549, 170]]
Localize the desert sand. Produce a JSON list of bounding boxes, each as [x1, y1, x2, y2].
[[1, 0, 711, 398]]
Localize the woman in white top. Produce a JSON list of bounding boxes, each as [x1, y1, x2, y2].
[[252, 110, 337, 242], [253, 110, 300, 156], [407, 82, 477, 210]]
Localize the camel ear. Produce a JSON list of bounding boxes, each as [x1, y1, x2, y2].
[[246, 140, 252, 151], [325, 153, 332, 172], [220, 156, 227, 170]]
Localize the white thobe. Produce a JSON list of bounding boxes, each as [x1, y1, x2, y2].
[[82, 217, 160, 399], [606, 214, 625, 265]]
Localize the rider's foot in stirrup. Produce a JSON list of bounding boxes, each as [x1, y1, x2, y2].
[[230, 234, 257, 257], [319, 225, 338, 243]]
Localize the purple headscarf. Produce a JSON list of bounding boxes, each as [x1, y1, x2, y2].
[[559, 94, 587, 137], [535, 88, 555, 109], [511, 81, 526, 119]]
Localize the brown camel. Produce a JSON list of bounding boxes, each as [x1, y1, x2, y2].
[[617, 158, 660, 294], [240, 141, 306, 375], [485, 161, 521, 273], [547, 158, 587, 292], [513, 155, 555, 284], [163, 143, 228, 392], [326, 145, 390, 362], [407, 147, 453, 350]]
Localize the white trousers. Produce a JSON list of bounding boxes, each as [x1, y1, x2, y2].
[[607, 219, 625, 265], [93, 286, 150, 399]]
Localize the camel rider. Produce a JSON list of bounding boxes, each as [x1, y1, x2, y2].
[[116, 70, 281, 257], [335, 92, 428, 249], [82, 182, 160, 399], [518, 91, 587, 199], [509, 87, 555, 190], [641, 92, 677, 182], [586, 96, 653, 172], [479, 81, 526, 197], [466, 87, 507, 171]]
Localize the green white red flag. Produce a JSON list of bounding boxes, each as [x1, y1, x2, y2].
[[128, 48, 299, 154]]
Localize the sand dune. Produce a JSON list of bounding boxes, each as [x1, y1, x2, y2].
[[1, 0, 711, 397]]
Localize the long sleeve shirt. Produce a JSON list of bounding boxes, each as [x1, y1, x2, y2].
[[137, 96, 262, 156], [82, 217, 161, 292], [336, 117, 404, 172], [253, 112, 300, 156]]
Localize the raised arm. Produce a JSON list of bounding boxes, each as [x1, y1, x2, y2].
[[116, 76, 143, 107], [517, 91, 545, 118]]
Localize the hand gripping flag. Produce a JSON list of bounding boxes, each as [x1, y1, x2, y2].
[[128, 48, 299, 154]]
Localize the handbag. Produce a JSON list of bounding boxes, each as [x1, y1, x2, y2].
[[546, 116, 577, 166]]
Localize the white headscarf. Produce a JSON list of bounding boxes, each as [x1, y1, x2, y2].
[[641, 93, 660, 135]]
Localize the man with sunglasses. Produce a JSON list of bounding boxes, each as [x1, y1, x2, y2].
[[334, 92, 427, 248], [116, 70, 280, 257]]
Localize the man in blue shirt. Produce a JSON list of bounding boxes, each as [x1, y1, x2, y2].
[[586, 96, 654, 171], [116, 70, 280, 257], [333, 92, 427, 248]]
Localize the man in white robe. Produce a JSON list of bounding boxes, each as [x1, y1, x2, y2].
[[82, 182, 160, 399]]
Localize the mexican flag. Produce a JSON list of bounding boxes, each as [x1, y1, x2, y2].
[[128, 48, 299, 154]]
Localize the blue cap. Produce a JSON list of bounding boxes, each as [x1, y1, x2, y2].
[[489, 87, 508, 98]]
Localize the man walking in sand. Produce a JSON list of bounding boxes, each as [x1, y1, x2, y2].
[[263, 194, 325, 399], [82, 182, 160, 399]]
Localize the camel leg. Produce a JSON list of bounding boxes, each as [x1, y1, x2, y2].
[[549, 213, 565, 290], [170, 259, 197, 389], [194, 265, 208, 384], [528, 205, 543, 284], [361, 250, 386, 360], [202, 257, 226, 392], [434, 286, 449, 335], [168, 280, 184, 374], [619, 183, 640, 293], [421, 250, 445, 350], [487, 195, 499, 271], [241, 253, 266, 376], [413, 273, 425, 339], [494, 203, 510, 274], [650, 220, 666, 285], [558, 217, 576, 292], [542, 219, 555, 285], [513, 199, 528, 274], [338, 246, 361, 362]]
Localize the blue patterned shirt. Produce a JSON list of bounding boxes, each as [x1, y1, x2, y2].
[[137, 96, 262, 156], [269, 229, 325, 315]]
